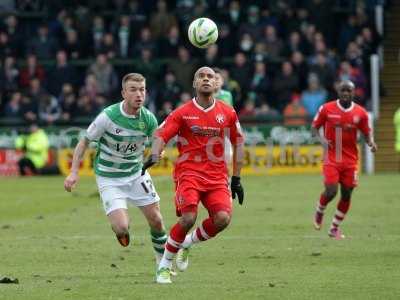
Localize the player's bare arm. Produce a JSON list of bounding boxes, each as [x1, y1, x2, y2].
[[151, 136, 166, 158], [64, 138, 89, 192], [311, 126, 330, 148], [365, 133, 378, 152], [141, 136, 166, 175], [232, 143, 244, 177]]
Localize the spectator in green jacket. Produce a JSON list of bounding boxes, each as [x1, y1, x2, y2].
[[15, 123, 49, 175]]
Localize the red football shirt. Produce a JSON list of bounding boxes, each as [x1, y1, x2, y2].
[[156, 98, 244, 183], [312, 100, 371, 165]]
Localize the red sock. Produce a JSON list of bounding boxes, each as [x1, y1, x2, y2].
[[337, 198, 351, 214], [316, 194, 329, 213], [319, 194, 329, 206], [195, 218, 218, 241], [331, 199, 351, 230], [165, 223, 187, 253]]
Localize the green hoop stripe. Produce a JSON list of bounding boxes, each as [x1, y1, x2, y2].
[[97, 158, 135, 170], [151, 237, 167, 245], [99, 137, 108, 147], [153, 247, 164, 254], [151, 229, 167, 238], [94, 165, 141, 178]]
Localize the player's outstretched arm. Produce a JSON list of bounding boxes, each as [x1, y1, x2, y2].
[[231, 143, 244, 205], [141, 137, 166, 175], [64, 138, 89, 192]]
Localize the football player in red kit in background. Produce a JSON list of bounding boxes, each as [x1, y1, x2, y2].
[[312, 80, 377, 239], [142, 66, 245, 283]]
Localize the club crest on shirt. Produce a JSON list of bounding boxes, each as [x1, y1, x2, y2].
[[177, 195, 185, 205], [353, 115, 360, 124], [216, 113, 225, 124], [139, 122, 146, 130]]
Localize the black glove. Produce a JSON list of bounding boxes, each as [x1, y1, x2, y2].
[[141, 154, 159, 175], [231, 176, 244, 205]]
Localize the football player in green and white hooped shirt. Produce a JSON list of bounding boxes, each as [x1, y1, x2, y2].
[[64, 73, 168, 267], [214, 68, 234, 163], [213, 67, 233, 107]]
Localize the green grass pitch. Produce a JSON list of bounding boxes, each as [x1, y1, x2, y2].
[[0, 174, 399, 300]]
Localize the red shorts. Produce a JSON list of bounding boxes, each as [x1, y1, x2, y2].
[[323, 164, 358, 188], [174, 176, 232, 217]]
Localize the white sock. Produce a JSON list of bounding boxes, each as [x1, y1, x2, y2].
[[158, 252, 174, 270], [155, 252, 163, 265], [181, 230, 202, 248], [158, 236, 179, 270]]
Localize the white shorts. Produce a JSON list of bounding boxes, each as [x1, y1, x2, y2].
[[96, 171, 160, 215]]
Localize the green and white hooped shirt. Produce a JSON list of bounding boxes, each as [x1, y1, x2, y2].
[[86, 102, 158, 178]]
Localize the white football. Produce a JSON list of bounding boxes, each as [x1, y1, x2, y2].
[[188, 18, 218, 48]]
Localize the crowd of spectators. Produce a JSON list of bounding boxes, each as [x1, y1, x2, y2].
[[0, 0, 382, 125]]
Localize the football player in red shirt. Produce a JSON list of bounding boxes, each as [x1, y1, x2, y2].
[[142, 66, 245, 283], [311, 80, 377, 239]]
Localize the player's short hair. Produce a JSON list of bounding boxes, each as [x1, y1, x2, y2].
[[193, 66, 215, 87], [122, 73, 146, 89], [193, 66, 215, 80], [338, 80, 355, 90]]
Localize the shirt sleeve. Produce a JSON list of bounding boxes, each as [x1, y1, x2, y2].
[[229, 109, 245, 145], [155, 110, 182, 143], [146, 113, 159, 137], [311, 105, 326, 129], [86, 112, 108, 141], [358, 110, 371, 136]]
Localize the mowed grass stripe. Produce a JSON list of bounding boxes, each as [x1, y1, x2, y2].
[[0, 174, 399, 300]]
